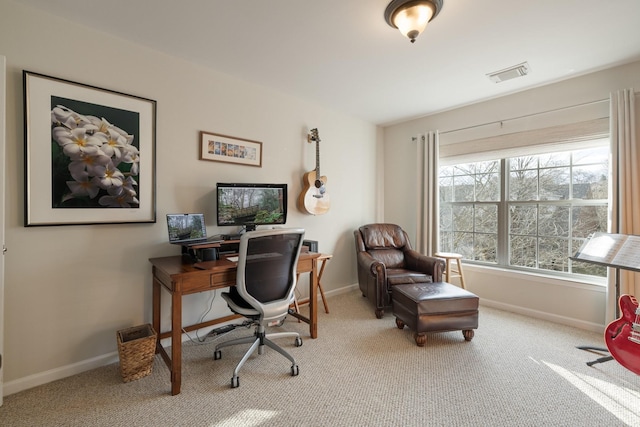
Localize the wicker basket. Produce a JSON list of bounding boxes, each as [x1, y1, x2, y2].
[[116, 324, 157, 382]]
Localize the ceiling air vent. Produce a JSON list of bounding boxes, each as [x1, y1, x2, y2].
[[487, 62, 531, 83]]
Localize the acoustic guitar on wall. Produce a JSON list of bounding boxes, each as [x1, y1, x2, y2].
[[605, 294, 640, 375], [298, 128, 330, 215]]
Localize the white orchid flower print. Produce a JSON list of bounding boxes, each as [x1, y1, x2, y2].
[[50, 104, 141, 208]]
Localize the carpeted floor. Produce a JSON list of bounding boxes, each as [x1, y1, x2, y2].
[[1, 288, 639, 426]]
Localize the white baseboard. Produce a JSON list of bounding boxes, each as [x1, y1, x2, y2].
[[3, 352, 119, 396], [324, 283, 358, 297], [344, 282, 604, 332], [479, 298, 605, 333], [3, 283, 601, 396], [3, 284, 360, 396]]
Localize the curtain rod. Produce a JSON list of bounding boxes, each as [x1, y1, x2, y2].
[[439, 97, 611, 136]]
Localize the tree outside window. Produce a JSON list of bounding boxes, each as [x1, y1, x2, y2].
[[439, 144, 608, 279]]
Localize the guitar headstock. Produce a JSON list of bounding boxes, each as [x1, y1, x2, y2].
[[307, 128, 320, 143]]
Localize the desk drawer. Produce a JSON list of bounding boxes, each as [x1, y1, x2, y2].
[[296, 257, 313, 273], [178, 269, 237, 294], [153, 266, 172, 289]]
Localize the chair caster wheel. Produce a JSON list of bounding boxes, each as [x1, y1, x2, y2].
[[291, 364, 299, 376], [213, 350, 222, 360], [295, 337, 303, 347], [231, 376, 239, 388]]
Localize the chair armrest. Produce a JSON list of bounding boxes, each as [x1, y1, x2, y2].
[[357, 251, 386, 276], [404, 250, 445, 282]]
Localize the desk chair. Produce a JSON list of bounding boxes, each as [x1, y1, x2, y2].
[[213, 228, 305, 388]]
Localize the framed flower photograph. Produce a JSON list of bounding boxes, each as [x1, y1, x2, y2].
[[199, 131, 262, 167], [23, 71, 157, 226]]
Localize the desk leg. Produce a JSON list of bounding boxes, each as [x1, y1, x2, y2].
[[152, 277, 161, 354], [171, 289, 182, 395], [309, 257, 318, 339], [317, 258, 330, 314]]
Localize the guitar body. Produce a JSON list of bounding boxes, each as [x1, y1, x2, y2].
[[605, 294, 640, 375], [298, 169, 330, 215]]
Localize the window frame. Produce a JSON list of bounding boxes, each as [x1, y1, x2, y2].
[[439, 142, 609, 281]]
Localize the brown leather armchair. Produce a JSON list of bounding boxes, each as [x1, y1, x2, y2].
[[354, 223, 445, 319]]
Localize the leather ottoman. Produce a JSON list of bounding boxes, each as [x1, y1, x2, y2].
[[392, 282, 479, 347]]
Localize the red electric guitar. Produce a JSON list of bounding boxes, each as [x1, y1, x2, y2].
[[605, 294, 640, 375]]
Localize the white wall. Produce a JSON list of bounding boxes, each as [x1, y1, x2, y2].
[[384, 60, 640, 330], [0, 0, 379, 394]]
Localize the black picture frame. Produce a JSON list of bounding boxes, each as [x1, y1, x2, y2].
[[23, 71, 156, 226]]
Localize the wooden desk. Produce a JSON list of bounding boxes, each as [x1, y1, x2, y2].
[[294, 253, 332, 314], [149, 251, 320, 395]]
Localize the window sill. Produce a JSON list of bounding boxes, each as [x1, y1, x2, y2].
[[462, 262, 607, 291]]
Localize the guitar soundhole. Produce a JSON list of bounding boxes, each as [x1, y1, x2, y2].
[[611, 323, 625, 339]]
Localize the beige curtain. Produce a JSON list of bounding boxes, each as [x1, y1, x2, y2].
[[608, 88, 639, 322], [415, 132, 439, 255]]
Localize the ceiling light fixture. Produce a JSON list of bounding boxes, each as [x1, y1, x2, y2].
[[384, 0, 444, 43]]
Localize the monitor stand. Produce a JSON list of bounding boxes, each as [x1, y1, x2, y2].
[[181, 246, 218, 262], [181, 246, 198, 263]]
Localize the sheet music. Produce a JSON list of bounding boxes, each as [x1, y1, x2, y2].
[[573, 232, 640, 271], [575, 233, 626, 263], [611, 236, 640, 268]]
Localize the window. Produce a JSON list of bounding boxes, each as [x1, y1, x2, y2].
[[439, 143, 609, 279]]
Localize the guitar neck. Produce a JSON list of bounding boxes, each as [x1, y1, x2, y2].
[[315, 137, 321, 177]]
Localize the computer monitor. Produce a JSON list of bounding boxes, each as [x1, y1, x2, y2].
[[166, 213, 207, 244], [216, 183, 287, 231]]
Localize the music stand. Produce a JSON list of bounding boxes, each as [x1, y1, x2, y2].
[[571, 232, 640, 367]]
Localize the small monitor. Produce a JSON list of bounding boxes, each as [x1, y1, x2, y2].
[[216, 183, 288, 231], [166, 213, 207, 244]]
